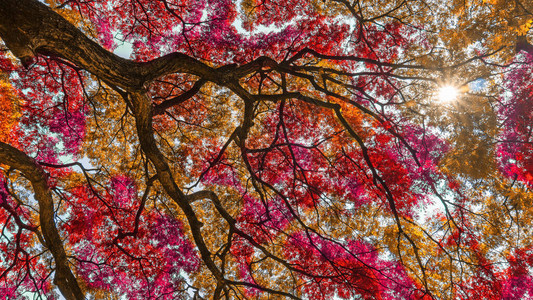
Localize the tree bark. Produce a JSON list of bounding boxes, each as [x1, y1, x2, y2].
[[0, 142, 84, 300]]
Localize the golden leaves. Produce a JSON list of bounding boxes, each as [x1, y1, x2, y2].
[[0, 77, 20, 144], [439, 0, 533, 57], [517, 19, 533, 35], [82, 90, 142, 178]]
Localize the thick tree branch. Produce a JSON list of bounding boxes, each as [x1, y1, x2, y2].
[[0, 0, 221, 90], [516, 35, 533, 55], [128, 91, 225, 284], [0, 142, 84, 300]]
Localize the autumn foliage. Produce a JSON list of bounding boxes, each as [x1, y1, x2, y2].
[[1, 0, 533, 299]]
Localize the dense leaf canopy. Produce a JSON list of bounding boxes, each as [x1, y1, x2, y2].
[[1, 0, 533, 299]]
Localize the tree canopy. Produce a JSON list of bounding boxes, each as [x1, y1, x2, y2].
[[1, 0, 533, 299]]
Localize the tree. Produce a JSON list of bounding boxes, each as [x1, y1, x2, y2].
[[0, 0, 533, 298]]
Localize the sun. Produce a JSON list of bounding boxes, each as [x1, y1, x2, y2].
[[437, 85, 459, 103]]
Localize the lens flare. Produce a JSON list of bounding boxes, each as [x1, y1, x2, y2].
[[437, 85, 459, 103]]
